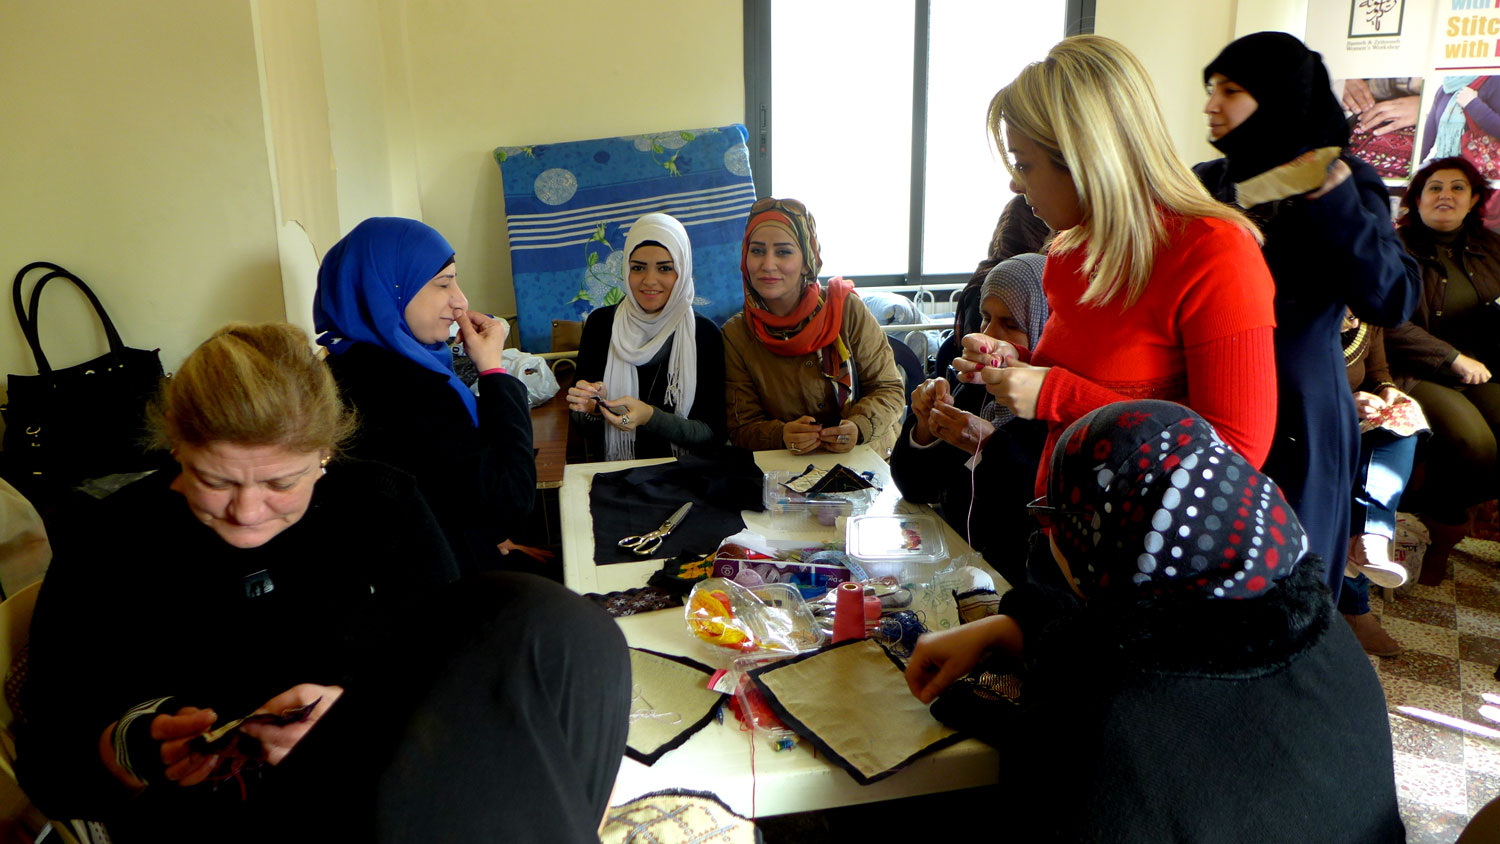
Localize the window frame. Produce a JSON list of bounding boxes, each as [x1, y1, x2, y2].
[[742, 0, 1095, 286]]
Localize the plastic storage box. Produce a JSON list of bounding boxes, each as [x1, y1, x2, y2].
[[762, 469, 876, 529], [845, 513, 948, 582]]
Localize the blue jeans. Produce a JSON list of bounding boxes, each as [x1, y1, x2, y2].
[[1339, 430, 1418, 616]]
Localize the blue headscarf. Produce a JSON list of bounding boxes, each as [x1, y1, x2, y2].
[[313, 217, 477, 425]]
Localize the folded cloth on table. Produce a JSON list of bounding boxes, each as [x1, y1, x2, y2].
[[590, 450, 764, 565], [626, 649, 723, 765]]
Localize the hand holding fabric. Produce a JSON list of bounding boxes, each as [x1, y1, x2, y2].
[[566, 380, 607, 414], [1357, 96, 1420, 136], [238, 683, 344, 766], [783, 416, 822, 454], [1342, 78, 1375, 114], [928, 403, 994, 455], [99, 706, 219, 790], [600, 396, 653, 432], [456, 310, 507, 372], [1378, 385, 1406, 407], [955, 363, 1049, 420], [817, 419, 858, 453], [1353, 391, 1387, 421], [904, 615, 1023, 705], [909, 378, 952, 445], [1452, 353, 1492, 385], [1307, 158, 1353, 200]]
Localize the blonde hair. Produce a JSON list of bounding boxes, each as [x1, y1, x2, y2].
[[148, 322, 355, 453], [989, 35, 1260, 306]]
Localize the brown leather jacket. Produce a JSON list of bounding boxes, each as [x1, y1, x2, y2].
[[723, 293, 905, 458], [1386, 225, 1500, 388]]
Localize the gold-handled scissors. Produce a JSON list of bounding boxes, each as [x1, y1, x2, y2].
[[618, 502, 693, 556]]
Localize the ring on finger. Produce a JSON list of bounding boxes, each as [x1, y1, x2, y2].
[[621, 414, 632, 426], [837, 434, 849, 444]]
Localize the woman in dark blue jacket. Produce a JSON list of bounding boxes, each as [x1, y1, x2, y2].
[[1194, 32, 1421, 602]]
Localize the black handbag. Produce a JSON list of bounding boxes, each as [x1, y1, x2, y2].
[[2, 262, 165, 500]]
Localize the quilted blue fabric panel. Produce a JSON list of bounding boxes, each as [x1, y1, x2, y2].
[[496, 124, 755, 351]]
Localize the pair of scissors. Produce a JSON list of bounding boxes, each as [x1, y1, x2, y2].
[[618, 503, 693, 556]]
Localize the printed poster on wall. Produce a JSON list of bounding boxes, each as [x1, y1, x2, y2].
[[1306, 0, 1433, 180], [1424, 0, 1500, 180]]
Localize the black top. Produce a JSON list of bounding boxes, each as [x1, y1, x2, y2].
[[572, 304, 726, 459], [326, 343, 535, 574], [18, 461, 457, 833], [948, 556, 1403, 843]]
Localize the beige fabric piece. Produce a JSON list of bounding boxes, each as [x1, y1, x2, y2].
[[626, 649, 722, 763], [754, 639, 957, 782], [601, 789, 757, 843], [722, 295, 905, 459], [1233, 146, 1342, 208]]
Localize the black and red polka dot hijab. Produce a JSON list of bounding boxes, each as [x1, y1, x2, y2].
[[1046, 401, 1308, 600]]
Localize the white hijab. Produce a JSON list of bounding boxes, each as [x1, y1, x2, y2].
[[603, 213, 698, 460]]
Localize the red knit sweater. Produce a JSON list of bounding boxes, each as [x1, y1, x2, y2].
[[1025, 215, 1278, 495]]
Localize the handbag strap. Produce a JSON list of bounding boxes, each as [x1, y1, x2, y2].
[[10, 263, 126, 376]]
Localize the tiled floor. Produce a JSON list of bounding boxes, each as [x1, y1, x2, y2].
[[1373, 537, 1500, 843]]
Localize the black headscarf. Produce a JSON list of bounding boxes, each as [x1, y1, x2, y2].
[[1046, 401, 1309, 601], [1204, 31, 1349, 183]]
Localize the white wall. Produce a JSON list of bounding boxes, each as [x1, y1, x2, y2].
[[0, 2, 283, 387], [395, 0, 745, 317]]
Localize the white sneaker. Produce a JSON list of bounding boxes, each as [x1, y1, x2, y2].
[[1344, 534, 1408, 589]]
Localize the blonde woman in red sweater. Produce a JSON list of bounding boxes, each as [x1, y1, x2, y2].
[[955, 35, 1278, 496]]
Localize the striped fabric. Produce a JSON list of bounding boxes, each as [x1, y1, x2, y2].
[[495, 125, 755, 351]]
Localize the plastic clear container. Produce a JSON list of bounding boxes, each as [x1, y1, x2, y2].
[[729, 652, 800, 751], [762, 470, 876, 529], [845, 513, 949, 583], [684, 578, 824, 667]]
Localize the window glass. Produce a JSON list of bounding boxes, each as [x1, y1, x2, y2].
[[921, 0, 1065, 274], [770, 0, 914, 276]]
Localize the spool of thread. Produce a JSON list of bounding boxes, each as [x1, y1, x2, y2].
[[832, 582, 866, 643]]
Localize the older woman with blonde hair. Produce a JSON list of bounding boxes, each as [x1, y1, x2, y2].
[[19, 322, 628, 844], [955, 35, 1279, 497]]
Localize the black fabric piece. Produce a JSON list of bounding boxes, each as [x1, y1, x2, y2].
[[327, 342, 539, 577], [748, 640, 965, 786], [624, 649, 722, 766], [646, 552, 717, 596], [589, 451, 763, 565], [587, 585, 682, 617], [1203, 32, 1349, 183]]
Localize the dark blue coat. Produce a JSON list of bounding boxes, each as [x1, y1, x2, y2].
[[1195, 155, 1421, 599]]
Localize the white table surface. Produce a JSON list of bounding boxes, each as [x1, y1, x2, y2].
[[560, 446, 1006, 817]]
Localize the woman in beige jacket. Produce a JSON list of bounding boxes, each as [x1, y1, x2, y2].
[[722, 197, 905, 458]]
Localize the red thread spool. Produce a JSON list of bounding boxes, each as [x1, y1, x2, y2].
[[832, 581, 866, 643]]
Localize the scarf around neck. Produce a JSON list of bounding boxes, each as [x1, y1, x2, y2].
[[1432, 76, 1483, 160], [313, 217, 477, 425], [603, 213, 699, 460]]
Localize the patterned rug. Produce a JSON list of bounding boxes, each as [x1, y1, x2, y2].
[[1371, 537, 1500, 842]]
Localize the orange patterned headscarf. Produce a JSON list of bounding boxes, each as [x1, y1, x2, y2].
[[740, 198, 853, 357]]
